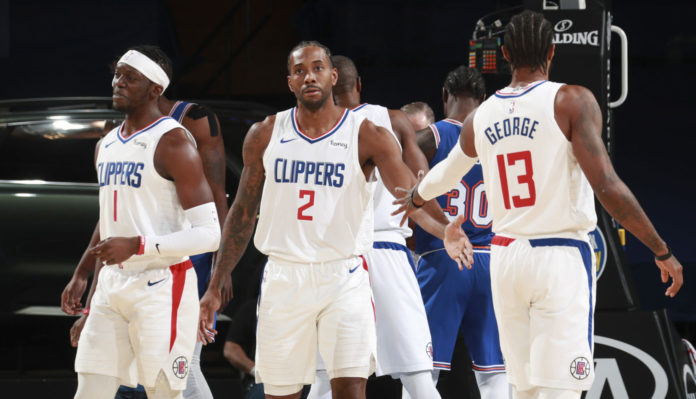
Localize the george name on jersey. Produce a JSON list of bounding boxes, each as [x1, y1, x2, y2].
[[484, 117, 539, 145], [97, 161, 144, 188], [274, 158, 345, 187]]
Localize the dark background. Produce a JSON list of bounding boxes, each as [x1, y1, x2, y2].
[[0, 0, 694, 393]]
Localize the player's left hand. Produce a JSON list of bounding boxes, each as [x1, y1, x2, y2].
[[392, 170, 425, 226], [89, 236, 139, 265], [199, 288, 220, 345], [655, 253, 683, 297], [444, 215, 474, 270]]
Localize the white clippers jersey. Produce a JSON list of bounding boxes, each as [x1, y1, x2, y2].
[[472, 80, 596, 240], [352, 103, 412, 244], [97, 117, 196, 271], [254, 107, 374, 263]]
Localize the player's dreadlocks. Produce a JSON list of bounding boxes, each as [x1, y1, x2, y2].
[[503, 10, 554, 74], [443, 66, 486, 103]]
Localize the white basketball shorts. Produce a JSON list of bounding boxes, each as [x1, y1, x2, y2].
[[490, 235, 596, 391], [364, 241, 433, 376], [75, 261, 199, 390], [255, 256, 376, 385]]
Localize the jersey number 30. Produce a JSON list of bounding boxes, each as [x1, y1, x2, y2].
[[497, 151, 536, 209]]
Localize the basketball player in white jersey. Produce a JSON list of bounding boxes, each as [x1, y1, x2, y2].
[[306, 55, 445, 399], [397, 10, 683, 399], [61, 45, 220, 399], [198, 41, 470, 399], [68, 91, 230, 399]]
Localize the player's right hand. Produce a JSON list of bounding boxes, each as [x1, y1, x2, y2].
[[61, 276, 87, 315], [655, 254, 683, 298], [198, 289, 220, 345], [70, 314, 87, 347], [444, 214, 474, 270]]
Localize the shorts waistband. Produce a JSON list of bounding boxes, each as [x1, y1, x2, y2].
[[268, 256, 361, 268], [109, 259, 193, 275], [492, 235, 588, 248]]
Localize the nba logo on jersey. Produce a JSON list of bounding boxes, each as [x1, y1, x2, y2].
[[570, 357, 590, 380], [172, 356, 188, 379]]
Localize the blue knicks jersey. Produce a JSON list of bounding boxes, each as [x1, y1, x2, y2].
[[414, 119, 493, 254]]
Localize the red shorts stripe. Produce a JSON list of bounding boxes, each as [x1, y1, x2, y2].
[[169, 259, 193, 352], [491, 235, 515, 246]]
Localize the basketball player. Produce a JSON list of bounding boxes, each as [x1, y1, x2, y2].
[[306, 55, 444, 399], [413, 65, 508, 399], [401, 102, 435, 131], [61, 45, 220, 399], [397, 10, 684, 399], [198, 41, 470, 399]]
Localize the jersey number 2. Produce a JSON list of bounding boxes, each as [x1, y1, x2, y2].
[[497, 151, 536, 209], [297, 190, 315, 221]]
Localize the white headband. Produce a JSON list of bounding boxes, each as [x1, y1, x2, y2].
[[117, 50, 170, 93]]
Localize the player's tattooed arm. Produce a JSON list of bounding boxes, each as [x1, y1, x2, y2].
[[561, 85, 682, 296], [199, 117, 273, 343], [208, 116, 274, 291]]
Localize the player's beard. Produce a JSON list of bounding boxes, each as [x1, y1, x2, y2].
[[298, 87, 330, 111]]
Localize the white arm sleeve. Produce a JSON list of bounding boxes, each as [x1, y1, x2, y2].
[[143, 202, 221, 257], [417, 140, 478, 201]]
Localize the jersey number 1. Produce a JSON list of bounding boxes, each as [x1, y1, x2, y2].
[[497, 151, 536, 209], [297, 190, 315, 221]]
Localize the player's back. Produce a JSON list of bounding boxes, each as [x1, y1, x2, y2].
[[254, 107, 374, 263], [414, 119, 493, 255], [352, 103, 412, 244], [97, 117, 194, 271], [473, 80, 596, 240]]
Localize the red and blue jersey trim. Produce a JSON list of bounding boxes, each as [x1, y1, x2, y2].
[[472, 363, 506, 373], [117, 116, 172, 143], [494, 80, 547, 98], [433, 361, 451, 370], [351, 103, 368, 112], [429, 123, 441, 148], [443, 118, 462, 126], [291, 107, 349, 144]]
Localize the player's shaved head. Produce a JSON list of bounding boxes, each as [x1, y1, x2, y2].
[[331, 55, 359, 96]]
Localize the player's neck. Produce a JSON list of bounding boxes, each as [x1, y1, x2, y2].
[[509, 67, 548, 88], [445, 97, 478, 123], [122, 105, 165, 138], [295, 102, 345, 138], [334, 92, 361, 110]]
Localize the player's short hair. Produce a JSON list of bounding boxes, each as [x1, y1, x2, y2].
[[504, 10, 554, 74], [400, 102, 435, 125], [443, 66, 485, 104], [331, 55, 359, 95], [287, 40, 333, 73], [125, 44, 174, 81]]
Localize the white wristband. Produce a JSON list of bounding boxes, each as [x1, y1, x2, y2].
[[417, 140, 478, 201], [144, 202, 220, 257]]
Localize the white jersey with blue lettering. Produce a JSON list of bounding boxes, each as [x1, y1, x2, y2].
[[97, 117, 196, 271], [472, 80, 596, 240], [254, 107, 374, 263], [352, 103, 412, 244]]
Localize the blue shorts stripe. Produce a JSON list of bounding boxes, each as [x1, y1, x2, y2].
[[373, 241, 416, 273], [528, 237, 594, 348]]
